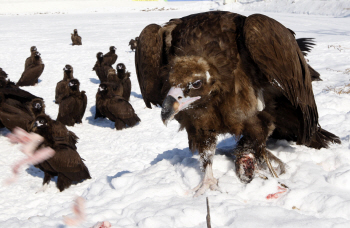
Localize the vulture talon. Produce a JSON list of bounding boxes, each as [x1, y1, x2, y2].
[[191, 164, 221, 197]]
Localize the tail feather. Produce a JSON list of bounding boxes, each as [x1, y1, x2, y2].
[[308, 127, 341, 149]]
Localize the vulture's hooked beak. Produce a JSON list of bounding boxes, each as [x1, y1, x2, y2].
[[161, 87, 201, 126]]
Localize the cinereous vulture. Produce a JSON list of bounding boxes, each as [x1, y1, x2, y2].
[[71, 29, 82, 46], [55, 64, 74, 104], [17, 51, 45, 86], [56, 79, 87, 126], [103, 46, 118, 67], [29, 114, 90, 192], [116, 63, 131, 101], [95, 83, 140, 130], [135, 11, 341, 196], [24, 46, 37, 71]]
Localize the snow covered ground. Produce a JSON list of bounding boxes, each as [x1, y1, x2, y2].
[[0, 0, 350, 227]]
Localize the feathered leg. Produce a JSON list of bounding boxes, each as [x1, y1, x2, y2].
[[234, 112, 285, 182]]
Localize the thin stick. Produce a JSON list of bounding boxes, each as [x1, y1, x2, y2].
[[206, 197, 212, 228]]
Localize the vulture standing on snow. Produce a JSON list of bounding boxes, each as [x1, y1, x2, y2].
[[71, 29, 82, 46], [95, 83, 140, 130], [0, 67, 8, 79], [24, 46, 37, 70], [116, 63, 131, 101], [56, 79, 87, 126], [17, 51, 45, 86], [55, 65, 74, 104], [29, 114, 90, 192], [93, 52, 112, 83], [135, 11, 340, 196], [129, 37, 138, 51], [0, 88, 45, 131], [103, 46, 118, 67]]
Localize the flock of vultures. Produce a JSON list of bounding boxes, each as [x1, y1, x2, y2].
[[0, 11, 342, 196]]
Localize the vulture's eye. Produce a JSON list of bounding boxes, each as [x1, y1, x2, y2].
[[190, 80, 202, 90]]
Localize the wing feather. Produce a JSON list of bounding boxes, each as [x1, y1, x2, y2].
[[135, 24, 167, 108], [243, 14, 318, 144]]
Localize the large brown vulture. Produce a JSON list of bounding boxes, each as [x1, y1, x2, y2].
[[29, 114, 90, 192], [24, 46, 37, 71], [93, 52, 112, 83], [0, 87, 44, 131], [17, 51, 45, 86], [56, 79, 87, 126], [135, 11, 341, 196], [103, 46, 118, 66], [55, 64, 74, 104], [95, 83, 140, 130], [116, 63, 131, 101], [71, 29, 82, 46]]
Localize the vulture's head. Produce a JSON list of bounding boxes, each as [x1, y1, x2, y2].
[[31, 114, 50, 134], [34, 51, 41, 59], [68, 79, 80, 91], [98, 83, 109, 95], [96, 52, 104, 61], [30, 46, 37, 52], [161, 56, 218, 125], [31, 98, 45, 115], [74, 29, 78, 34], [110, 46, 117, 52], [63, 64, 73, 73], [0, 68, 7, 78]]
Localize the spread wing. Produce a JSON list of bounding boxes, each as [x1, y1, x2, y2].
[[243, 14, 318, 144], [135, 24, 169, 108]]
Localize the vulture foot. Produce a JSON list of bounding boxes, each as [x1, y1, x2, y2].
[[191, 164, 221, 197], [36, 183, 49, 193], [235, 149, 257, 184]]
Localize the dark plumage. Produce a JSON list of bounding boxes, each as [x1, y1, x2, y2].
[[0, 88, 44, 131], [106, 69, 123, 96], [116, 63, 131, 101], [296, 38, 322, 81], [103, 46, 118, 66], [71, 29, 82, 46], [0, 67, 8, 78], [29, 114, 90, 192], [17, 51, 45, 86], [129, 37, 138, 51], [0, 77, 17, 89], [95, 83, 140, 130], [55, 65, 74, 104], [93, 52, 112, 83], [136, 11, 340, 195], [24, 46, 37, 70], [57, 79, 87, 126]]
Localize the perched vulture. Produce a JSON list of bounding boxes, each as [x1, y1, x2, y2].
[[29, 114, 90, 191], [93, 52, 112, 83], [103, 46, 118, 66], [106, 68, 123, 96], [55, 64, 74, 104], [0, 88, 44, 131], [95, 83, 140, 130], [57, 79, 87, 126], [116, 63, 131, 101], [0, 67, 8, 78], [129, 37, 138, 51], [24, 46, 37, 70], [17, 51, 45, 86], [71, 29, 82, 46], [296, 38, 321, 81], [136, 11, 341, 196]]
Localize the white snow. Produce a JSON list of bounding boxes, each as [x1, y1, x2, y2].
[[1, 0, 350, 227]]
